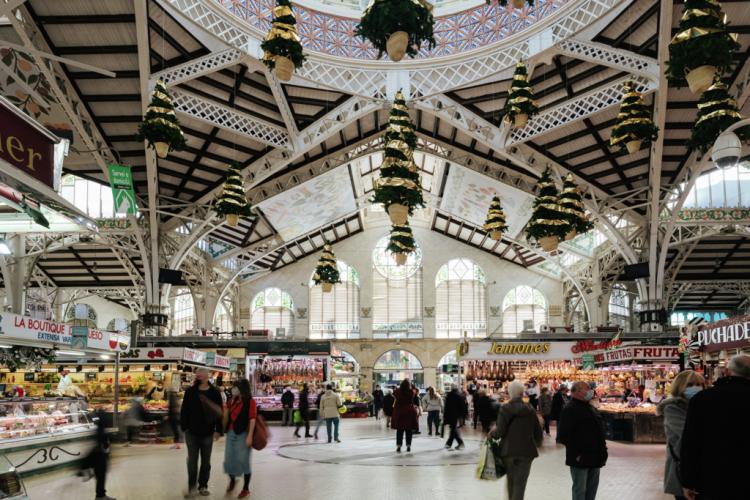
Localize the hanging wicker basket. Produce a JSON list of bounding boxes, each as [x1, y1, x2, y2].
[[225, 213, 239, 227], [685, 65, 716, 95], [394, 252, 408, 266], [565, 229, 577, 241], [489, 230, 502, 241], [274, 56, 294, 82], [387, 203, 409, 225], [511, 0, 525, 8], [514, 113, 528, 128], [625, 140, 642, 154], [538, 235, 560, 252], [154, 142, 169, 159], [321, 282, 333, 293], [386, 31, 409, 62]]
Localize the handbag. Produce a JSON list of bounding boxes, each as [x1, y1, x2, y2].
[[475, 441, 500, 481], [293, 410, 302, 424], [338, 405, 347, 415], [250, 414, 268, 451]]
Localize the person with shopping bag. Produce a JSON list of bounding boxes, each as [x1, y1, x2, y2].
[[223, 379, 256, 499], [490, 381, 543, 500]]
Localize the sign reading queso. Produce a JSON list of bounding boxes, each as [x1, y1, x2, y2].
[[0, 99, 57, 188]]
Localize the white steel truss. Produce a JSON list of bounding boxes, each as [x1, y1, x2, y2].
[[555, 39, 658, 81], [152, 48, 244, 87], [170, 88, 290, 149]]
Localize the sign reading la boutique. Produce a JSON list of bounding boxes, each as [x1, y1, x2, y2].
[[694, 315, 750, 353], [0, 312, 128, 352]]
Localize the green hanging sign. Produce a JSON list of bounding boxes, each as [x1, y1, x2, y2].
[[107, 164, 137, 215], [582, 353, 595, 370]]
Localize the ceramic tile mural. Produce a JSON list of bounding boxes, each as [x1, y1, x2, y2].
[[257, 166, 356, 241], [439, 164, 535, 237], [220, 0, 567, 59]]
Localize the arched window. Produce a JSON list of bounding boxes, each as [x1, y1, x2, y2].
[[107, 318, 130, 332], [372, 235, 423, 338], [502, 286, 547, 334], [251, 287, 295, 338], [214, 302, 233, 332], [435, 258, 486, 338], [309, 261, 360, 339], [172, 288, 195, 335], [608, 284, 630, 329], [64, 303, 98, 328], [374, 350, 423, 370]]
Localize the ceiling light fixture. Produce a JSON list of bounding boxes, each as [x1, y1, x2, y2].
[[0, 344, 13, 349], [56, 349, 86, 357], [0, 238, 12, 255]]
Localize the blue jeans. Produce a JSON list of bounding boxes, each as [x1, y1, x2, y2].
[[570, 466, 600, 500], [325, 417, 339, 442], [427, 410, 440, 434]]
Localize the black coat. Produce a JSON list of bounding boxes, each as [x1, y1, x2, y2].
[[681, 376, 750, 499], [180, 384, 224, 436], [281, 390, 294, 408], [558, 398, 608, 468], [382, 394, 395, 417], [298, 389, 310, 414], [443, 390, 467, 426], [373, 389, 384, 406], [474, 395, 495, 423], [550, 390, 567, 420]]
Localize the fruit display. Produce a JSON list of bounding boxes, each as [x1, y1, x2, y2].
[[598, 402, 658, 415]]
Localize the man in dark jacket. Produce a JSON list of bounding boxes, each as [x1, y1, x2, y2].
[[680, 354, 750, 500], [550, 385, 570, 441], [443, 385, 467, 450], [180, 367, 224, 497], [493, 381, 543, 500], [383, 390, 395, 427], [474, 390, 495, 434], [280, 387, 294, 426], [294, 383, 312, 438], [372, 385, 384, 420], [558, 381, 607, 500]]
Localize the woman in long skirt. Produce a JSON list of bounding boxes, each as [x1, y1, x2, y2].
[[224, 379, 257, 499]]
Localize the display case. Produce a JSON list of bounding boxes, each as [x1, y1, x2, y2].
[[0, 398, 96, 476]]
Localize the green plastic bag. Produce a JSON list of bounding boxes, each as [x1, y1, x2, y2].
[[293, 410, 302, 424]]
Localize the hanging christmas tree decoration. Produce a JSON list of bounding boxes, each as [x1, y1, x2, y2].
[[558, 174, 593, 241], [666, 0, 739, 95], [261, 0, 306, 82], [500, 60, 538, 128], [372, 90, 424, 225], [688, 76, 750, 153], [137, 79, 186, 158], [483, 195, 508, 241], [388, 223, 415, 266], [214, 163, 254, 227], [312, 243, 341, 293], [486, 0, 534, 10], [355, 0, 436, 62], [610, 81, 659, 154], [525, 168, 570, 252]]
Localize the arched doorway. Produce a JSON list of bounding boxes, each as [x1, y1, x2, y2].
[[373, 349, 424, 389]]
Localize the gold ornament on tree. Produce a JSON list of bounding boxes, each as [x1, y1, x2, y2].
[[483, 196, 508, 241]]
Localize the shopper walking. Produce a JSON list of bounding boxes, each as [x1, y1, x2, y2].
[[655, 370, 705, 500], [525, 380, 540, 410], [373, 385, 384, 420], [421, 387, 443, 436], [444, 384, 466, 450], [391, 379, 419, 452], [474, 390, 495, 434], [681, 354, 750, 500], [79, 410, 113, 500], [181, 367, 224, 497], [294, 384, 312, 438], [383, 389, 395, 428], [492, 381, 543, 500], [550, 385, 570, 442], [319, 384, 342, 443], [124, 397, 147, 446], [558, 381, 608, 500], [223, 380, 256, 499], [313, 387, 325, 439], [539, 387, 553, 436], [280, 387, 294, 427], [167, 388, 182, 450]]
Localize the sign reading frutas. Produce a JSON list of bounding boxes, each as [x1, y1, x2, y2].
[[695, 315, 750, 353], [107, 164, 137, 215], [0, 101, 56, 188]]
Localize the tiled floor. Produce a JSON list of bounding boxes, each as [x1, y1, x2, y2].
[[24, 417, 671, 500]]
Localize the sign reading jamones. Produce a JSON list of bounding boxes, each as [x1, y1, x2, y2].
[[695, 315, 750, 353]]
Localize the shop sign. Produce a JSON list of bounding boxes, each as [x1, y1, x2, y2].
[[573, 346, 679, 365], [694, 315, 750, 353], [571, 339, 623, 353], [463, 341, 577, 361], [205, 352, 230, 369], [182, 348, 207, 364], [582, 353, 595, 370], [0, 99, 58, 189], [107, 164, 137, 215], [0, 312, 71, 345]]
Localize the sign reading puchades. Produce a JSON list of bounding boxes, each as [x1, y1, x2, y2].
[[0, 97, 59, 189], [0, 312, 129, 352], [694, 315, 750, 353]]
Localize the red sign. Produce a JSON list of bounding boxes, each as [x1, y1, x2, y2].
[[573, 346, 679, 366], [0, 101, 57, 188], [571, 339, 622, 354]]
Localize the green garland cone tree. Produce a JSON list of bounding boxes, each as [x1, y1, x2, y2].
[[312, 243, 341, 293], [261, 0, 306, 82], [500, 60, 538, 128], [355, 0, 436, 62], [688, 77, 750, 154], [610, 81, 659, 154], [525, 168, 570, 252], [666, 0, 740, 95], [486, 0, 534, 8], [372, 90, 424, 224], [137, 79, 186, 158], [558, 174, 593, 241], [214, 163, 254, 227], [388, 223, 416, 266], [483, 196, 509, 241]]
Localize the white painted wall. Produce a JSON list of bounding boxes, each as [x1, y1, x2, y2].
[[59, 293, 136, 329], [238, 226, 564, 339]]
